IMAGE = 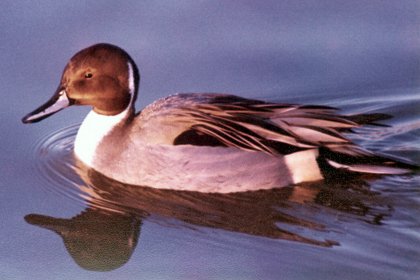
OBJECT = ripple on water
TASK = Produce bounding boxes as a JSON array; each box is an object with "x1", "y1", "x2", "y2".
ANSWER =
[{"x1": 31, "y1": 124, "x2": 87, "y2": 206}]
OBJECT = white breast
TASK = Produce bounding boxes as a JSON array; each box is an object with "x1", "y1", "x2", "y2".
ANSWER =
[{"x1": 74, "y1": 109, "x2": 128, "y2": 166}]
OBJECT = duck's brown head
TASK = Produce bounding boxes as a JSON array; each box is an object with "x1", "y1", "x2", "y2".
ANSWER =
[{"x1": 22, "y1": 43, "x2": 140, "y2": 123}]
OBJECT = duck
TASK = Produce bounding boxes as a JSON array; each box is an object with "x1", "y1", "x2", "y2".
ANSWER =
[{"x1": 22, "y1": 43, "x2": 416, "y2": 193}]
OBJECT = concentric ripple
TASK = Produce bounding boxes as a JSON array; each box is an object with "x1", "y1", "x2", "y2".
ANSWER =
[
  {"x1": 31, "y1": 124, "x2": 87, "y2": 206},
  {"x1": 29, "y1": 124, "x2": 147, "y2": 214}
]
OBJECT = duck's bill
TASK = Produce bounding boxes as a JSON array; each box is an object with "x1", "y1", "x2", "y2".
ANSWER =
[
  {"x1": 25, "y1": 214, "x2": 66, "y2": 233},
  {"x1": 22, "y1": 89, "x2": 72, "y2": 123}
]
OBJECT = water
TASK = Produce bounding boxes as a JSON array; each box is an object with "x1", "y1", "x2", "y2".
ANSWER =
[{"x1": 1, "y1": 1, "x2": 419, "y2": 279}]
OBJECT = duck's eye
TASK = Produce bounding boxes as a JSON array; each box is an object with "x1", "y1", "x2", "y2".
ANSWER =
[{"x1": 84, "y1": 72, "x2": 93, "y2": 79}]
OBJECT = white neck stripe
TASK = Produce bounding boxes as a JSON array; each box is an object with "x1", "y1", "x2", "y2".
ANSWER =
[{"x1": 127, "y1": 61, "x2": 135, "y2": 106}]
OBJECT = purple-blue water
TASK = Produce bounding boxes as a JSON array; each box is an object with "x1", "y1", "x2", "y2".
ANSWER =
[{"x1": 1, "y1": 1, "x2": 419, "y2": 279}]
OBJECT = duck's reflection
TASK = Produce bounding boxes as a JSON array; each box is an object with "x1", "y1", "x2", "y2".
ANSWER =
[
  {"x1": 25, "y1": 163, "x2": 390, "y2": 271},
  {"x1": 25, "y1": 209, "x2": 142, "y2": 271}
]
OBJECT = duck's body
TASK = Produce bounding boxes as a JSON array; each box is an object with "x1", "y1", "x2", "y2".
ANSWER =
[
  {"x1": 23, "y1": 43, "x2": 415, "y2": 193},
  {"x1": 74, "y1": 93, "x2": 325, "y2": 192}
]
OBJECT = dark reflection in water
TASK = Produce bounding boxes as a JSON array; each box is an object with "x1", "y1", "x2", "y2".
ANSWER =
[
  {"x1": 26, "y1": 209, "x2": 142, "y2": 272},
  {"x1": 25, "y1": 155, "x2": 393, "y2": 271}
]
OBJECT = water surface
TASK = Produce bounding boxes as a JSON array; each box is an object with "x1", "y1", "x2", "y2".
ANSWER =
[{"x1": 1, "y1": 1, "x2": 419, "y2": 279}]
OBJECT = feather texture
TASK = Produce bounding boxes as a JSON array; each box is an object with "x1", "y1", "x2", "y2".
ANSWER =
[{"x1": 136, "y1": 93, "x2": 416, "y2": 176}]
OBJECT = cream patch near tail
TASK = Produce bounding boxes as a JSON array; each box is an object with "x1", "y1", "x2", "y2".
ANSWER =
[{"x1": 284, "y1": 149, "x2": 323, "y2": 184}]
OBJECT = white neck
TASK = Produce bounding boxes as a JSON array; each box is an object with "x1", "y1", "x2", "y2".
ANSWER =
[{"x1": 74, "y1": 109, "x2": 129, "y2": 166}]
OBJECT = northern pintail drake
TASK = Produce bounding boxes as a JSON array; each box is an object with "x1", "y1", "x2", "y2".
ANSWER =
[{"x1": 22, "y1": 43, "x2": 416, "y2": 193}]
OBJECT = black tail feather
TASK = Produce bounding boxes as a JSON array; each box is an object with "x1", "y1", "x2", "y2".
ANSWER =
[
  {"x1": 346, "y1": 113, "x2": 392, "y2": 126},
  {"x1": 318, "y1": 147, "x2": 418, "y2": 176}
]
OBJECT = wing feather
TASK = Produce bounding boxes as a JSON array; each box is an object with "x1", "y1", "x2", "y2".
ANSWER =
[
  {"x1": 137, "y1": 93, "x2": 416, "y2": 175},
  {"x1": 160, "y1": 94, "x2": 360, "y2": 154}
]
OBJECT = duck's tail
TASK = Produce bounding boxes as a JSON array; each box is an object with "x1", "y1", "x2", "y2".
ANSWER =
[
  {"x1": 345, "y1": 112, "x2": 392, "y2": 126},
  {"x1": 309, "y1": 112, "x2": 416, "y2": 176},
  {"x1": 318, "y1": 145, "x2": 418, "y2": 177}
]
